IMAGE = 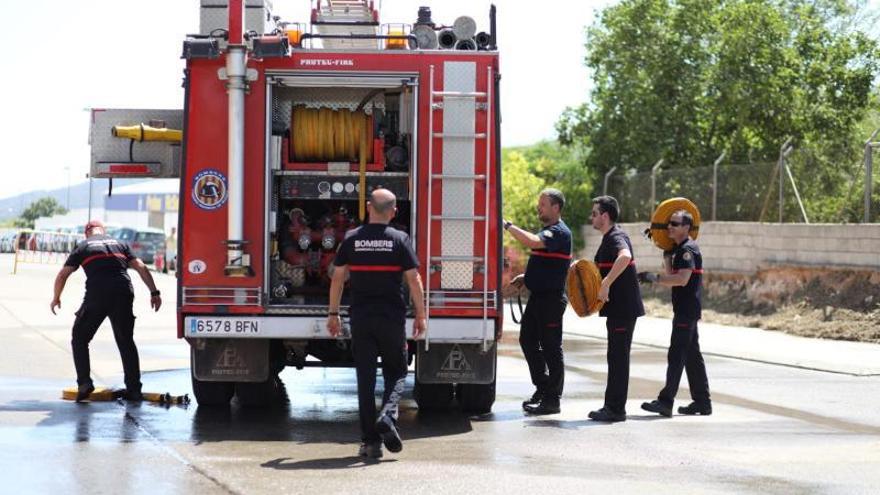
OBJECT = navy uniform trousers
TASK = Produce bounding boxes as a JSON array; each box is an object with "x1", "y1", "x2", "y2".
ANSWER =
[
  {"x1": 71, "y1": 291, "x2": 141, "y2": 393},
  {"x1": 519, "y1": 293, "x2": 567, "y2": 402},
  {"x1": 658, "y1": 318, "x2": 711, "y2": 406},
  {"x1": 351, "y1": 313, "x2": 408, "y2": 443}
]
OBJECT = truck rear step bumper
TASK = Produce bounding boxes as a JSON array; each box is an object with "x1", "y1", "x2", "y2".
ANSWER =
[{"x1": 184, "y1": 315, "x2": 497, "y2": 342}]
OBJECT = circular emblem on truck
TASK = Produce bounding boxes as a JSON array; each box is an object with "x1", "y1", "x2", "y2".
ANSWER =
[
  {"x1": 188, "y1": 259, "x2": 207, "y2": 274},
  {"x1": 192, "y1": 169, "x2": 228, "y2": 210}
]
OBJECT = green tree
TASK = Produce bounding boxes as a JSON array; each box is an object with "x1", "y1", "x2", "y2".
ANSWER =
[
  {"x1": 558, "y1": 0, "x2": 880, "y2": 222},
  {"x1": 510, "y1": 141, "x2": 594, "y2": 252},
  {"x1": 14, "y1": 197, "x2": 67, "y2": 229},
  {"x1": 502, "y1": 150, "x2": 544, "y2": 262},
  {"x1": 502, "y1": 141, "x2": 594, "y2": 259}
]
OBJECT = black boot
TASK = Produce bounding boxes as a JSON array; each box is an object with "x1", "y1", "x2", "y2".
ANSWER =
[
  {"x1": 75, "y1": 383, "x2": 95, "y2": 402},
  {"x1": 678, "y1": 402, "x2": 712, "y2": 416},
  {"x1": 588, "y1": 407, "x2": 626, "y2": 422},
  {"x1": 521, "y1": 390, "x2": 543, "y2": 411},
  {"x1": 376, "y1": 415, "x2": 402, "y2": 453},
  {"x1": 358, "y1": 442, "x2": 383, "y2": 459},
  {"x1": 641, "y1": 400, "x2": 673, "y2": 418},
  {"x1": 524, "y1": 398, "x2": 560, "y2": 415}
]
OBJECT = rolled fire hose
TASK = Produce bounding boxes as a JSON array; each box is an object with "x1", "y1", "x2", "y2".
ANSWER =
[
  {"x1": 290, "y1": 106, "x2": 373, "y2": 162},
  {"x1": 566, "y1": 259, "x2": 604, "y2": 317},
  {"x1": 646, "y1": 197, "x2": 701, "y2": 251}
]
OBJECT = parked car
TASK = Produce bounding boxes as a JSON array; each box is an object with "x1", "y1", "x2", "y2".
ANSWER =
[
  {"x1": 111, "y1": 227, "x2": 166, "y2": 264},
  {"x1": 0, "y1": 230, "x2": 21, "y2": 253},
  {"x1": 49, "y1": 226, "x2": 84, "y2": 253}
]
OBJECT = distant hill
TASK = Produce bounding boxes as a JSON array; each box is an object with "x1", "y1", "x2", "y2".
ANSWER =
[{"x1": 0, "y1": 179, "x2": 148, "y2": 221}]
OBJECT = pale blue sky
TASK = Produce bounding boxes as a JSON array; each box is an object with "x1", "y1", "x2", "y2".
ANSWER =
[
  {"x1": 0, "y1": 0, "x2": 612, "y2": 199},
  {"x1": 0, "y1": 0, "x2": 876, "y2": 200}
]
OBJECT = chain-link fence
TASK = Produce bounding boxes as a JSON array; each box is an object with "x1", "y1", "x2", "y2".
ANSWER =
[{"x1": 606, "y1": 145, "x2": 879, "y2": 223}]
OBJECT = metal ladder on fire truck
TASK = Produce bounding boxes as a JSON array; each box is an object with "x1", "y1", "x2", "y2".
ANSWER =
[
  {"x1": 425, "y1": 63, "x2": 494, "y2": 352},
  {"x1": 311, "y1": 0, "x2": 380, "y2": 49}
]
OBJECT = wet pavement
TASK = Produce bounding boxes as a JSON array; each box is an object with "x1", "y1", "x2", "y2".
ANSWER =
[{"x1": 1, "y1": 255, "x2": 879, "y2": 494}]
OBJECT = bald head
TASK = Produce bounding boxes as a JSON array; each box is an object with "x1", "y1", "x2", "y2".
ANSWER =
[{"x1": 368, "y1": 188, "x2": 397, "y2": 223}]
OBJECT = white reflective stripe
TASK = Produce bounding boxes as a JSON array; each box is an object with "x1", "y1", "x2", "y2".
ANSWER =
[
  {"x1": 184, "y1": 316, "x2": 496, "y2": 341},
  {"x1": 405, "y1": 318, "x2": 497, "y2": 341}
]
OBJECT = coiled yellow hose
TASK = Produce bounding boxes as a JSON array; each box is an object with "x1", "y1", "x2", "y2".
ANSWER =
[
  {"x1": 647, "y1": 197, "x2": 702, "y2": 251},
  {"x1": 291, "y1": 106, "x2": 374, "y2": 162},
  {"x1": 567, "y1": 259, "x2": 604, "y2": 317}
]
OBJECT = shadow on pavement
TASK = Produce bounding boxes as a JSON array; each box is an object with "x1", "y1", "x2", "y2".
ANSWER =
[
  {"x1": 261, "y1": 456, "x2": 397, "y2": 470},
  {"x1": 524, "y1": 419, "x2": 614, "y2": 429}
]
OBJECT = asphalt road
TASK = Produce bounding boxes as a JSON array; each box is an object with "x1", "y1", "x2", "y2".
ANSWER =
[{"x1": 1, "y1": 254, "x2": 878, "y2": 494}]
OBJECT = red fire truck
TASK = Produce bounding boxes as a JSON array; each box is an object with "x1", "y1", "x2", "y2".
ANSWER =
[{"x1": 90, "y1": 0, "x2": 502, "y2": 412}]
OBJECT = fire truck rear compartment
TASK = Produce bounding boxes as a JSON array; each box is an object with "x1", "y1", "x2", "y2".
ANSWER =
[{"x1": 266, "y1": 77, "x2": 416, "y2": 310}]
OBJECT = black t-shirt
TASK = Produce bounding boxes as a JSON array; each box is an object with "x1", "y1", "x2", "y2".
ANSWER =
[
  {"x1": 594, "y1": 225, "x2": 645, "y2": 319},
  {"x1": 333, "y1": 223, "x2": 419, "y2": 317},
  {"x1": 524, "y1": 220, "x2": 572, "y2": 295},
  {"x1": 671, "y1": 238, "x2": 702, "y2": 321},
  {"x1": 64, "y1": 234, "x2": 135, "y2": 296}
]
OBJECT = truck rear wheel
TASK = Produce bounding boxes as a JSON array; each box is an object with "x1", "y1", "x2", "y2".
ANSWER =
[
  {"x1": 235, "y1": 375, "x2": 284, "y2": 408},
  {"x1": 191, "y1": 376, "x2": 234, "y2": 406},
  {"x1": 414, "y1": 380, "x2": 454, "y2": 411},
  {"x1": 456, "y1": 380, "x2": 496, "y2": 414}
]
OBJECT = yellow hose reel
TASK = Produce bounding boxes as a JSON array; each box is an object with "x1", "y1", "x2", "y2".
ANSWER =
[
  {"x1": 647, "y1": 197, "x2": 701, "y2": 251},
  {"x1": 567, "y1": 259, "x2": 604, "y2": 317},
  {"x1": 290, "y1": 106, "x2": 374, "y2": 162}
]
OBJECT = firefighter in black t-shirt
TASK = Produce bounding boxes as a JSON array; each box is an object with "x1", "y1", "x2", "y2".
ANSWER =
[
  {"x1": 327, "y1": 188, "x2": 426, "y2": 459},
  {"x1": 639, "y1": 210, "x2": 712, "y2": 417},
  {"x1": 589, "y1": 196, "x2": 645, "y2": 422},
  {"x1": 505, "y1": 188, "x2": 572, "y2": 415},
  {"x1": 50, "y1": 220, "x2": 162, "y2": 402}
]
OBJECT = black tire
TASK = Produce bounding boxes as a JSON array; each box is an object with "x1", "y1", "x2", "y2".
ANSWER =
[
  {"x1": 234, "y1": 375, "x2": 283, "y2": 408},
  {"x1": 456, "y1": 380, "x2": 496, "y2": 414},
  {"x1": 414, "y1": 380, "x2": 455, "y2": 411},
  {"x1": 191, "y1": 375, "x2": 234, "y2": 406}
]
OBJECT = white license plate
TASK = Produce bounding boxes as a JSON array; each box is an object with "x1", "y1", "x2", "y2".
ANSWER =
[{"x1": 188, "y1": 318, "x2": 261, "y2": 335}]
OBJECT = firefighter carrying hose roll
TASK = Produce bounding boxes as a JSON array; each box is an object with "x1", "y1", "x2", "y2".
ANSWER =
[
  {"x1": 638, "y1": 209, "x2": 712, "y2": 417},
  {"x1": 327, "y1": 188, "x2": 426, "y2": 459},
  {"x1": 588, "y1": 195, "x2": 645, "y2": 422}
]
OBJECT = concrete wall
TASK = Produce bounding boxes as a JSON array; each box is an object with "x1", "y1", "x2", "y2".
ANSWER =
[{"x1": 581, "y1": 222, "x2": 880, "y2": 273}]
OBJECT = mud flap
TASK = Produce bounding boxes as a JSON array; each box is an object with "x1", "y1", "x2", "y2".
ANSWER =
[
  {"x1": 191, "y1": 338, "x2": 269, "y2": 383},
  {"x1": 416, "y1": 342, "x2": 496, "y2": 385}
]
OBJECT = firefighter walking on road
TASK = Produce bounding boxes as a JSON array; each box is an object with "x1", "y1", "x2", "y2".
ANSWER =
[
  {"x1": 589, "y1": 196, "x2": 645, "y2": 422},
  {"x1": 505, "y1": 188, "x2": 572, "y2": 415},
  {"x1": 327, "y1": 188, "x2": 426, "y2": 459},
  {"x1": 50, "y1": 220, "x2": 162, "y2": 402},
  {"x1": 638, "y1": 210, "x2": 712, "y2": 417}
]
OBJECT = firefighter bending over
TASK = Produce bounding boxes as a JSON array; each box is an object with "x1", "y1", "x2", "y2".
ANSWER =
[
  {"x1": 50, "y1": 220, "x2": 162, "y2": 402},
  {"x1": 327, "y1": 188, "x2": 426, "y2": 459}
]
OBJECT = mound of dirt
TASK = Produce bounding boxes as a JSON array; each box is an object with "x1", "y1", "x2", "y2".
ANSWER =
[{"x1": 642, "y1": 266, "x2": 880, "y2": 344}]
